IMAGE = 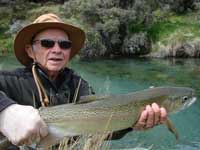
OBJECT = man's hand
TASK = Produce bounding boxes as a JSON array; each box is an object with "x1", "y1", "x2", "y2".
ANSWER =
[
  {"x1": 0, "y1": 104, "x2": 48, "y2": 146},
  {"x1": 133, "y1": 103, "x2": 167, "y2": 130}
]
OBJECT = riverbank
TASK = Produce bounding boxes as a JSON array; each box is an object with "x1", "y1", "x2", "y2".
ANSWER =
[{"x1": 1, "y1": 0, "x2": 200, "y2": 59}]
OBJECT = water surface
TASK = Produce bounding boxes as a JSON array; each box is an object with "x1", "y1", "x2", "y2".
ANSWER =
[{"x1": 1, "y1": 55, "x2": 200, "y2": 150}]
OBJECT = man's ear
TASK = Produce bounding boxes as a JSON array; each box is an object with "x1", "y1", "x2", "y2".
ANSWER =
[{"x1": 25, "y1": 45, "x2": 34, "y2": 59}]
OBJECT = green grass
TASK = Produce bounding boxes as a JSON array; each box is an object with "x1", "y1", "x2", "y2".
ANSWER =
[
  {"x1": 129, "y1": 10, "x2": 200, "y2": 52},
  {"x1": 130, "y1": 11, "x2": 200, "y2": 43}
]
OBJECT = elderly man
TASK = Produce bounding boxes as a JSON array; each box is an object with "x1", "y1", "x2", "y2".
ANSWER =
[{"x1": 0, "y1": 13, "x2": 167, "y2": 149}]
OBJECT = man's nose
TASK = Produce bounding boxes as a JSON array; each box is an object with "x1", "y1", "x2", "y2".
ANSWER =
[{"x1": 51, "y1": 43, "x2": 62, "y2": 53}]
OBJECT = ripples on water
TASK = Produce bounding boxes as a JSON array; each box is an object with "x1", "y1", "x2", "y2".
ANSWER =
[
  {"x1": 1, "y1": 55, "x2": 200, "y2": 150},
  {"x1": 71, "y1": 58, "x2": 200, "y2": 150}
]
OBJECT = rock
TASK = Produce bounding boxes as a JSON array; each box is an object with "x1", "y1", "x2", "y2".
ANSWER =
[
  {"x1": 170, "y1": 43, "x2": 195, "y2": 57},
  {"x1": 149, "y1": 41, "x2": 200, "y2": 58},
  {"x1": 193, "y1": 41, "x2": 200, "y2": 57},
  {"x1": 5, "y1": 20, "x2": 29, "y2": 35},
  {"x1": 80, "y1": 29, "x2": 107, "y2": 60},
  {"x1": 122, "y1": 32, "x2": 151, "y2": 56},
  {"x1": 157, "y1": 0, "x2": 196, "y2": 13}
]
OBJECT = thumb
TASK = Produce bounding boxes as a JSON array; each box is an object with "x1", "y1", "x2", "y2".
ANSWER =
[{"x1": 39, "y1": 121, "x2": 48, "y2": 138}]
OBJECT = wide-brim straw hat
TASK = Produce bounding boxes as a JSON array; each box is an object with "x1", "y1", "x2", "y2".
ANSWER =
[{"x1": 14, "y1": 13, "x2": 85, "y2": 66}]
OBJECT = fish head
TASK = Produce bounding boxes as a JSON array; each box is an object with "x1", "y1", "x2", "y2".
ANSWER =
[{"x1": 160, "y1": 87, "x2": 196, "y2": 113}]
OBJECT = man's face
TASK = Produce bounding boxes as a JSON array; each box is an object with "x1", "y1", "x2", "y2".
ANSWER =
[{"x1": 26, "y1": 28, "x2": 71, "y2": 77}]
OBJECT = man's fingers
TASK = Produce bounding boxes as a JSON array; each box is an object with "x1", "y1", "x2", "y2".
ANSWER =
[
  {"x1": 138, "y1": 110, "x2": 148, "y2": 123},
  {"x1": 16, "y1": 129, "x2": 36, "y2": 145},
  {"x1": 0, "y1": 104, "x2": 49, "y2": 146},
  {"x1": 133, "y1": 103, "x2": 168, "y2": 130},
  {"x1": 160, "y1": 107, "x2": 167, "y2": 123},
  {"x1": 151, "y1": 103, "x2": 160, "y2": 125},
  {"x1": 17, "y1": 120, "x2": 47, "y2": 146},
  {"x1": 39, "y1": 120, "x2": 48, "y2": 138},
  {"x1": 11, "y1": 136, "x2": 19, "y2": 146},
  {"x1": 145, "y1": 105, "x2": 154, "y2": 128},
  {"x1": 133, "y1": 110, "x2": 148, "y2": 130}
]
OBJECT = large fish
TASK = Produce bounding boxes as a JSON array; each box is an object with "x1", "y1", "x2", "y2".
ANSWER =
[{"x1": 0, "y1": 86, "x2": 196, "y2": 149}]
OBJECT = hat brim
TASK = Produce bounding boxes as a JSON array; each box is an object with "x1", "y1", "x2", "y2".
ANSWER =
[{"x1": 14, "y1": 22, "x2": 85, "y2": 66}]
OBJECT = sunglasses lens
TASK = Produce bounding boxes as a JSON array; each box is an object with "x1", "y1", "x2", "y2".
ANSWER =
[
  {"x1": 33, "y1": 39, "x2": 72, "y2": 50},
  {"x1": 41, "y1": 39, "x2": 55, "y2": 48},
  {"x1": 59, "y1": 40, "x2": 72, "y2": 49}
]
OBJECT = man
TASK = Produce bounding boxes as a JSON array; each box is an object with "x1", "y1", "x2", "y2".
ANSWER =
[{"x1": 0, "y1": 13, "x2": 167, "y2": 149}]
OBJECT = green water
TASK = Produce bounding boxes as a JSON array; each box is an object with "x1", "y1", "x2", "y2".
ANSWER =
[{"x1": 1, "y1": 55, "x2": 200, "y2": 150}]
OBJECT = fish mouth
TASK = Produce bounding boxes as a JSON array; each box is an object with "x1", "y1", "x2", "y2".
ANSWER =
[
  {"x1": 187, "y1": 97, "x2": 197, "y2": 107},
  {"x1": 183, "y1": 97, "x2": 197, "y2": 109}
]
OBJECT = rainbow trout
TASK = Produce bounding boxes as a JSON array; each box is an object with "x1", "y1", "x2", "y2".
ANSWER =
[{"x1": 0, "y1": 86, "x2": 196, "y2": 149}]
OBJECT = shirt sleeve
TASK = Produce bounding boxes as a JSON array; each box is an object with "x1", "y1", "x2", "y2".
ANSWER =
[
  {"x1": 0, "y1": 91, "x2": 16, "y2": 112},
  {"x1": 0, "y1": 71, "x2": 20, "y2": 112}
]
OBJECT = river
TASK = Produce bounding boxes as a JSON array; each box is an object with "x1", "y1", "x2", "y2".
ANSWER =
[{"x1": 1, "y1": 55, "x2": 200, "y2": 150}]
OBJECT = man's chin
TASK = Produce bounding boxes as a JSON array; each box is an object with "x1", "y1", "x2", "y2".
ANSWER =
[
  {"x1": 48, "y1": 68, "x2": 62, "y2": 72},
  {"x1": 46, "y1": 66, "x2": 63, "y2": 73}
]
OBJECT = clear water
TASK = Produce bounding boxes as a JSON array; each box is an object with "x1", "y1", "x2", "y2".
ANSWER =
[{"x1": 1, "y1": 55, "x2": 200, "y2": 150}]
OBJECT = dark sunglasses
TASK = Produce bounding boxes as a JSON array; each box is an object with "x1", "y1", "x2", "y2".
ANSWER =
[{"x1": 32, "y1": 39, "x2": 72, "y2": 50}]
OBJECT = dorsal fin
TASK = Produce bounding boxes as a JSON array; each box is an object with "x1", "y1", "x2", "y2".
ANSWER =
[{"x1": 76, "y1": 95, "x2": 109, "y2": 104}]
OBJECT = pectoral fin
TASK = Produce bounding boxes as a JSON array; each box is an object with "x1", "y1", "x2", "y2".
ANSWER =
[
  {"x1": 36, "y1": 125, "x2": 68, "y2": 149},
  {"x1": 164, "y1": 118, "x2": 179, "y2": 141}
]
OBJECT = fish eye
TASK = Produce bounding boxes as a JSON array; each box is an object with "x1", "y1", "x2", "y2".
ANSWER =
[{"x1": 182, "y1": 96, "x2": 188, "y2": 103}]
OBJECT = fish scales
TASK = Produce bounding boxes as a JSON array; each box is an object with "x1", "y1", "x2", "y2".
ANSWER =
[{"x1": 0, "y1": 86, "x2": 196, "y2": 149}]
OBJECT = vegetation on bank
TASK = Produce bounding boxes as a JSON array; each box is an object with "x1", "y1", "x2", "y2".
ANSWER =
[
  {"x1": 130, "y1": 11, "x2": 200, "y2": 51},
  {"x1": 1, "y1": 0, "x2": 200, "y2": 58}
]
